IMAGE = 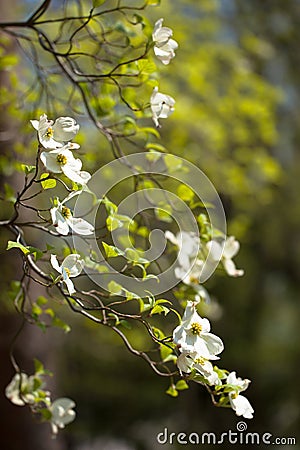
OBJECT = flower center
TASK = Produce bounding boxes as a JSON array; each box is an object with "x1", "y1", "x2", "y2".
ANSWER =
[
  {"x1": 61, "y1": 206, "x2": 72, "y2": 219},
  {"x1": 195, "y1": 357, "x2": 206, "y2": 365},
  {"x1": 45, "y1": 127, "x2": 53, "y2": 138},
  {"x1": 190, "y1": 322, "x2": 202, "y2": 335},
  {"x1": 189, "y1": 276, "x2": 199, "y2": 284},
  {"x1": 64, "y1": 268, "x2": 71, "y2": 277},
  {"x1": 231, "y1": 392, "x2": 238, "y2": 399},
  {"x1": 56, "y1": 153, "x2": 67, "y2": 165}
]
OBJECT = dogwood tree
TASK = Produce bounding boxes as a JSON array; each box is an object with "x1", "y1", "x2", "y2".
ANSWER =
[{"x1": 0, "y1": 0, "x2": 254, "y2": 437}]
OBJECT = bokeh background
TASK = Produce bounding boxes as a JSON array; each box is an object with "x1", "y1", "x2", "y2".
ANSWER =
[{"x1": 1, "y1": 0, "x2": 300, "y2": 449}]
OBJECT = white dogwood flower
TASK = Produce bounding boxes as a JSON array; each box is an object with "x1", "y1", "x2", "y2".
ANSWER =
[
  {"x1": 177, "y1": 350, "x2": 220, "y2": 386},
  {"x1": 229, "y1": 393, "x2": 254, "y2": 419},
  {"x1": 5, "y1": 373, "x2": 35, "y2": 406},
  {"x1": 151, "y1": 87, "x2": 175, "y2": 127},
  {"x1": 227, "y1": 371, "x2": 254, "y2": 419},
  {"x1": 50, "y1": 398, "x2": 76, "y2": 435},
  {"x1": 207, "y1": 236, "x2": 244, "y2": 277},
  {"x1": 31, "y1": 114, "x2": 80, "y2": 149},
  {"x1": 165, "y1": 231, "x2": 209, "y2": 302},
  {"x1": 175, "y1": 260, "x2": 210, "y2": 302},
  {"x1": 40, "y1": 144, "x2": 91, "y2": 185},
  {"x1": 50, "y1": 193, "x2": 94, "y2": 236},
  {"x1": 152, "y1": 18, "x2": 178, "y2": 65},
  {"x1": 173, "y1": 301, "x2": 224, "y2": 359},
  {"x1": 51, "y1": 254, "x2": 84, "y2": 295},
  {"x1": 165, "y1": 230, "x2": 200, "y2": 270}
]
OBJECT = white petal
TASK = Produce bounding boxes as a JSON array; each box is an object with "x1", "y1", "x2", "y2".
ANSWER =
[
  {"x1": 63, "y1": 142, "x2": 80, "y2": 150},
  {"x1": 62, "y1": 167, "x2": 88, "y2": 184},
  {"x1": 181, "y1": 301, "x2": 198, "y2": 322},
  {"x1": 61, "y1": 149, "x2": 82, "y2": 170},
  {"x1": 38, "y1": 115, "x2": 63, "y2": 149},
  {"x1": 40, "y1": 151, "x2": 62, "y2": 173},
  {"x1": 77, "y1": 170, "x2": 91, "y2": 184},
  {"x1": 230, "y1": 394, "x2": 254, "y2": 419},
  {"x1": 227, "y1": 372, "x2": 250, "y2": 392},
  {"x1": 56, "y1": 215, "x2": 70, "y2": 235},
  {"x1": 62, "y1": 254, "x2": 83, "y2": 277},
  {"x1": 60, "y1": 190, "x2": 82, "y2": 205},
  {"x1": 165, "y1": 230, "x2": 178, "y2": 245},
  {"x1": 51, "y1": 207, "x2": 69, "y2": 234},
  {"x1": 51, "y1": 398, "x2": 76, "y2": 426},
  {"x1": 50, "y1": 254, "x2": 62, "y2": 274},
  {"x1": 5, "y1": 373, "x2": 28, "y2": 406},
  {"x1": 227, "y1": 371, "x2": 238, "y2": 385},
  {"x1": 174, "y1": 265, "x2": 187, "y2": 280},
  {"x1": 201, "y1": 333, "x2": 224, "y2": 358},
  {"x1": 64, "y1": 277, "x2": 75, "y2": 295},
  {"x1": 152, "y1": 19, "x2": 171, "y2": 42},
  {"x1": 30, "y1": 120, "x2": 39, "y2": 130},
  {"x1": 178, "y1": 253, "x2": 190, "y2": 271},
  {"x1": 206, "y1": 240, "x2": 223, "y2": 262},
  {"x1": 154, "y1": 45, "x2": 172, "y2": 59},
  {"x1": 224, "y1": 236, "x2": 240, "y2": 259},
  {"x1": 167, "y1": 38, "x2": 178, "y2": 50},
  {"x1": 176, "y1": 352, "x2": 194, "y2": 373},
  {"x1": 194, "y1": 285, "x2": 210, "y2": 303},
  {"x1": 68, "y1": 217, "x2": 94, "y2": 235},
  {"x1": 52, "y1": 116, "x2": 79, "y2": 142},
  {"x1": 223, "y1": 258, "x2": 244, "y2": 277}
]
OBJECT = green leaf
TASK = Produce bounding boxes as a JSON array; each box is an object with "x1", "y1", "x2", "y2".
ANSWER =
[
  {"x1": 21, "y1": 164, "x2": 36, "y2": 175},
  {"x1": 106, "y1": 215, "x2": 123, "y2": 232},
  {"x1": 164, "y1": 154, "x2": 183, "y2": 172},
  {"x1": 145, "y1": 143, "x2": 166, "y2": 152},
  {"x1": 136, "y1": 226, "x2": 149, "y2": 238},
  {"x1": 26, "y1": 246, "x2": 44, "y2": 260},
  {"x1": 177, "y1": 184, "x2": 195, "y2": 202},
  {"x1": 34, "y1": 358, "x2": 45, "y2": 375},
  {"x1": 139, "y1": 127, "x2": 160, "y2": 138},
  {"x1": 36, "y1": 296, "x2": 48, "y2": 306},
  {"x1": 151, "y1": 305, "x2": 169, "y2": 316},
  {"x1": 45, "y1": 308, "x2": 55, "y2": 318},
  {"x1": 40, "y1": 173, "x2": 56, "y2": 190},
  {"x1": 175, "y1": 380, "x2": 189, "y2": 391},
  {"x1": 7, "y1": 240, "x2": 43, "y2": 261},
  {"x1": 154, "y1": 299, "x2": 172, "y2": 306},
  {"x1": 107, "y1": 280, "x2": 123, "y2": 295},
  {"x1": 93, "y1": 0, "x2": 106, "y2": 7},
  {"x1": 32, "y1": 303, "x2": 42, "y2": 317},
  {"x1": 136, "y1": 59, "x2": 157, "y2": 75},
  {"x1": 102, "y1": 196, "x2": 118, "y2": 214},
  {"x1": 160, "y1": 344, "x2": 173, "y2": 361},
  {"x1": 166, "y1": 385, "x2": 178, "y2": 397},
  {"x1": 40, "y1": 408, "x2": 52, "y2": 421},
  {"x1": 102, "y1": 242, "x2": 124, "y2": 258},
  {"x1": 52, "y1": 316, "x2": 71, "y2": 333},
  {"x1": 155, "y1": 205, "x2": 173, "y2": 222},
  {"x1": 4, "y1": 183, "x2": 16, "y2": 202},
  {"x1": 8, "y1": 280, "x2": 21, "y2": 301},
  {"x1": 7, "y1": 241, "x2": 30, "y2": 255}
]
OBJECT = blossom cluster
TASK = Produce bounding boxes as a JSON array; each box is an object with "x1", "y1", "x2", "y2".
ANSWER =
[
  {"x1": 151, "y1": 19, "x2": 178, "y2": 127},
  {"x1": 4, "y1": 15, "x2": 255, "y2": 436},
  {"x1": 166, "y1": 231, "x2": 253, "y2": 418},
  {"x1": 31, "y1": 115, "x2": 93, "y2": 295},
  {"x1": 173, "y1": 300, "x2": 254, "y2": 419},
  {"x1": 5, "y1": 372, "x2": 76, "y2": 435}
]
